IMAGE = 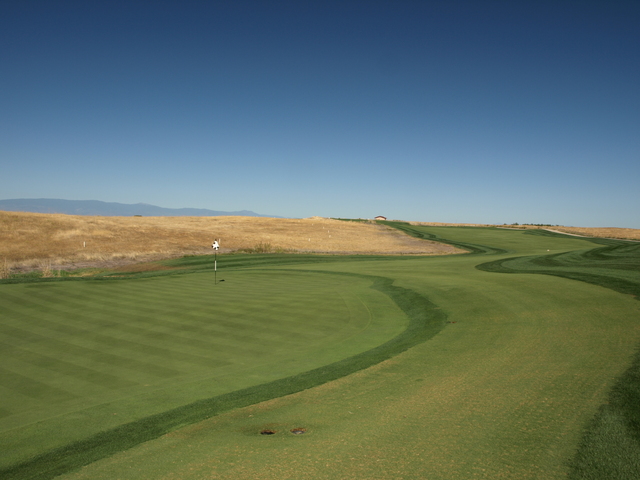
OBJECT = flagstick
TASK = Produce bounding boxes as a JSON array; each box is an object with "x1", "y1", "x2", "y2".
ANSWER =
[{"x1": 213, "y1": 239, "x2": 220, "y2": 285}]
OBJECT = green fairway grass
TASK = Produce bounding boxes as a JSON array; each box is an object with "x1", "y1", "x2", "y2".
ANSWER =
[{"x1": 2, "y1": 225, "x2": 639, "y2": 479}]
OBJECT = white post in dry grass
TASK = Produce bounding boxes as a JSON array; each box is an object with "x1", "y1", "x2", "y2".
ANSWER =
[
  {"x1": 40, "y1": 260, "x2": 53, "y2": 278},
  {"x1": 212, "y1": 239, "x2": 220, "y2": 285},
  {"x1": 0, "y1": 258, "x2": 11, "y2": 279}
]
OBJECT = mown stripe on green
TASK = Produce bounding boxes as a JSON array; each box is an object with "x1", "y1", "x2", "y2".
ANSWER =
[
  {"x1": 0, "y1": 324, "x2": 182, "y2": 378},
  {"x1": 2, "y1": 316, "x2": 228, "y2": 369},
  {"x1": 2, "y1": 278, "x2": 351, "y2": 358},
  {"x1": 2, "y1": 283, "x2": 363, "y2": 369},
  {"x1": 1, "y1": 301, "x2": 265, "y2": 362},
  {"x1": 0, "y1": 368, "x2": 77, "y2": 402},
  {"x1": 0, "y1": 274, "x2": 446, "y2": 480},
  {"x1": 0, "y1": 341, "x2": 139, "y2": 390}
]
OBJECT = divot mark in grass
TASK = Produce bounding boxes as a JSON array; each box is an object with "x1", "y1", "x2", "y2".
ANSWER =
[
  {"x1": 290, "y1": 428, "x2": 307, "y2": 435},
  {"x1": 260, "y1": 429, "x2": 276, "y2": 435}
]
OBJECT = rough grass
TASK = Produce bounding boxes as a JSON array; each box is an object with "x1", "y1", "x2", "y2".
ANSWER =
[
  {"x1": 567, "y1": 349, "x2": 640, "y2": 480},
  {"x1": 0, "y1": 211, "x2": 461, "y2": 272}
]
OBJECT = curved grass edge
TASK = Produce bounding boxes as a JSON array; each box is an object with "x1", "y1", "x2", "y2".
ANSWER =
[
  {"x1": 0, "y1": 253, "x2": 428, "y2": 285},
  {"x1": 378, "y1": 221, "x2": 509, "y2": 255},
  {"x1": 377, "y1": 222, "x2": 640, "y2": 477},
  {"x1": 476, "y1": 243, "x2": 640, "y2": 479},
  {"x1": 476, "y1": 255, "x2": 640, "y2": 299},
  {"x1": 0, "y1": 272, "x2": 447, "y2": 480}
]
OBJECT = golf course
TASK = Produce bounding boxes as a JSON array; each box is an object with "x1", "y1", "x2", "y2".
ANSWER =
[{"x1": 1, "y1": 222, "x2": 639, "y2": 479}]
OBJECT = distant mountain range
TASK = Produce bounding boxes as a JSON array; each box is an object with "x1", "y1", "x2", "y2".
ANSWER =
[{"x1": 0, "y1": 199, "x2": 279, "y2": 218}]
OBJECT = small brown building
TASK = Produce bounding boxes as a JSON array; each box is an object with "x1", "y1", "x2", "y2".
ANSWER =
[{"x1": 374, "y1": 216, "x2": 387, "y2": 220}]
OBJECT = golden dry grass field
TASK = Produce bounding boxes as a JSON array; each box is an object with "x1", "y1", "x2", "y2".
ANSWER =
[
  {"x1": 544, "y1": 226, "x2": 640, "y2": 239},
  {"x1": 410, "y1": 221, "x2": 640, "y2": 241},
  {"x1": 0, "y1": 211, "x2": 462, "y2": 272}
]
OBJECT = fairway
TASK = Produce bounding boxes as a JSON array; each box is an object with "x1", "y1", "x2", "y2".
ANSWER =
[{"x1": 1, "y1": 225, "x2": 639, "y2": 479}]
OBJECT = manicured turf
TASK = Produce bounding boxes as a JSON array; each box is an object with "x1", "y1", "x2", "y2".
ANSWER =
[
  {"x1": 2, "y1": 225, "x2": 639, "y2": 479},
  {"x1": 0, "y1": 268, "x2": 427, "y2": 475},
  {"x1": 474, "y1": 231, "x2": 640, "y2": 479}
]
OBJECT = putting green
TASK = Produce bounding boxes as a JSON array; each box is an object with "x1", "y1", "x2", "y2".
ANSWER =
[{"x1": 0, "y1": 269, "x2": 410, "y2": 469}]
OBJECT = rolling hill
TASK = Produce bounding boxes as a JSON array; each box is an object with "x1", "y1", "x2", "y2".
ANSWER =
[{"x1": 0, "y1": 198, "x2": 276, "y2": 217}]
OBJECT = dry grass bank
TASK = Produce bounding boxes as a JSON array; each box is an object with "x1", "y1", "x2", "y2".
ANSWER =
[
  {"x1": 410, "y1": 222, "x2": 640, "y2": 241},
  {"x1": 410, "y1": 221, "x2": 493, "y2": 227},
  {"x1": 543, "y1": 226, "x2": 640, "y2": 240},
  {"x1": 498, "y1": 225, "x2": 640, "y2": 241},
  {"x1": 0, "y1": 212, "x2": 462, "y2": 272}
]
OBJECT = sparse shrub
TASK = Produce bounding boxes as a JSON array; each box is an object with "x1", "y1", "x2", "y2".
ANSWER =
[
  {"x1": 274, "y1": 247, "x2": 298, "y2": 253},
  {"x1": 40, "y1": 260, "x2": 54, "y2": 278},
  {"x1": 255, "y1": 242, "x2": 272, "y2": 253},
  {"x1": 237, "y1": 242, "x2": 276, "y2": 254}
]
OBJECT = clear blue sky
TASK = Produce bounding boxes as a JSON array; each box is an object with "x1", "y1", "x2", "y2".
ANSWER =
[{"x1": 2, "y1": 1, "x2": 638, "y2": 227}]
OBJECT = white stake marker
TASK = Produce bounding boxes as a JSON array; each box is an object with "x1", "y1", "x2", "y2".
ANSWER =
[{"x1": 212, "y1": 239, "x2": 220, "y2": 284}]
